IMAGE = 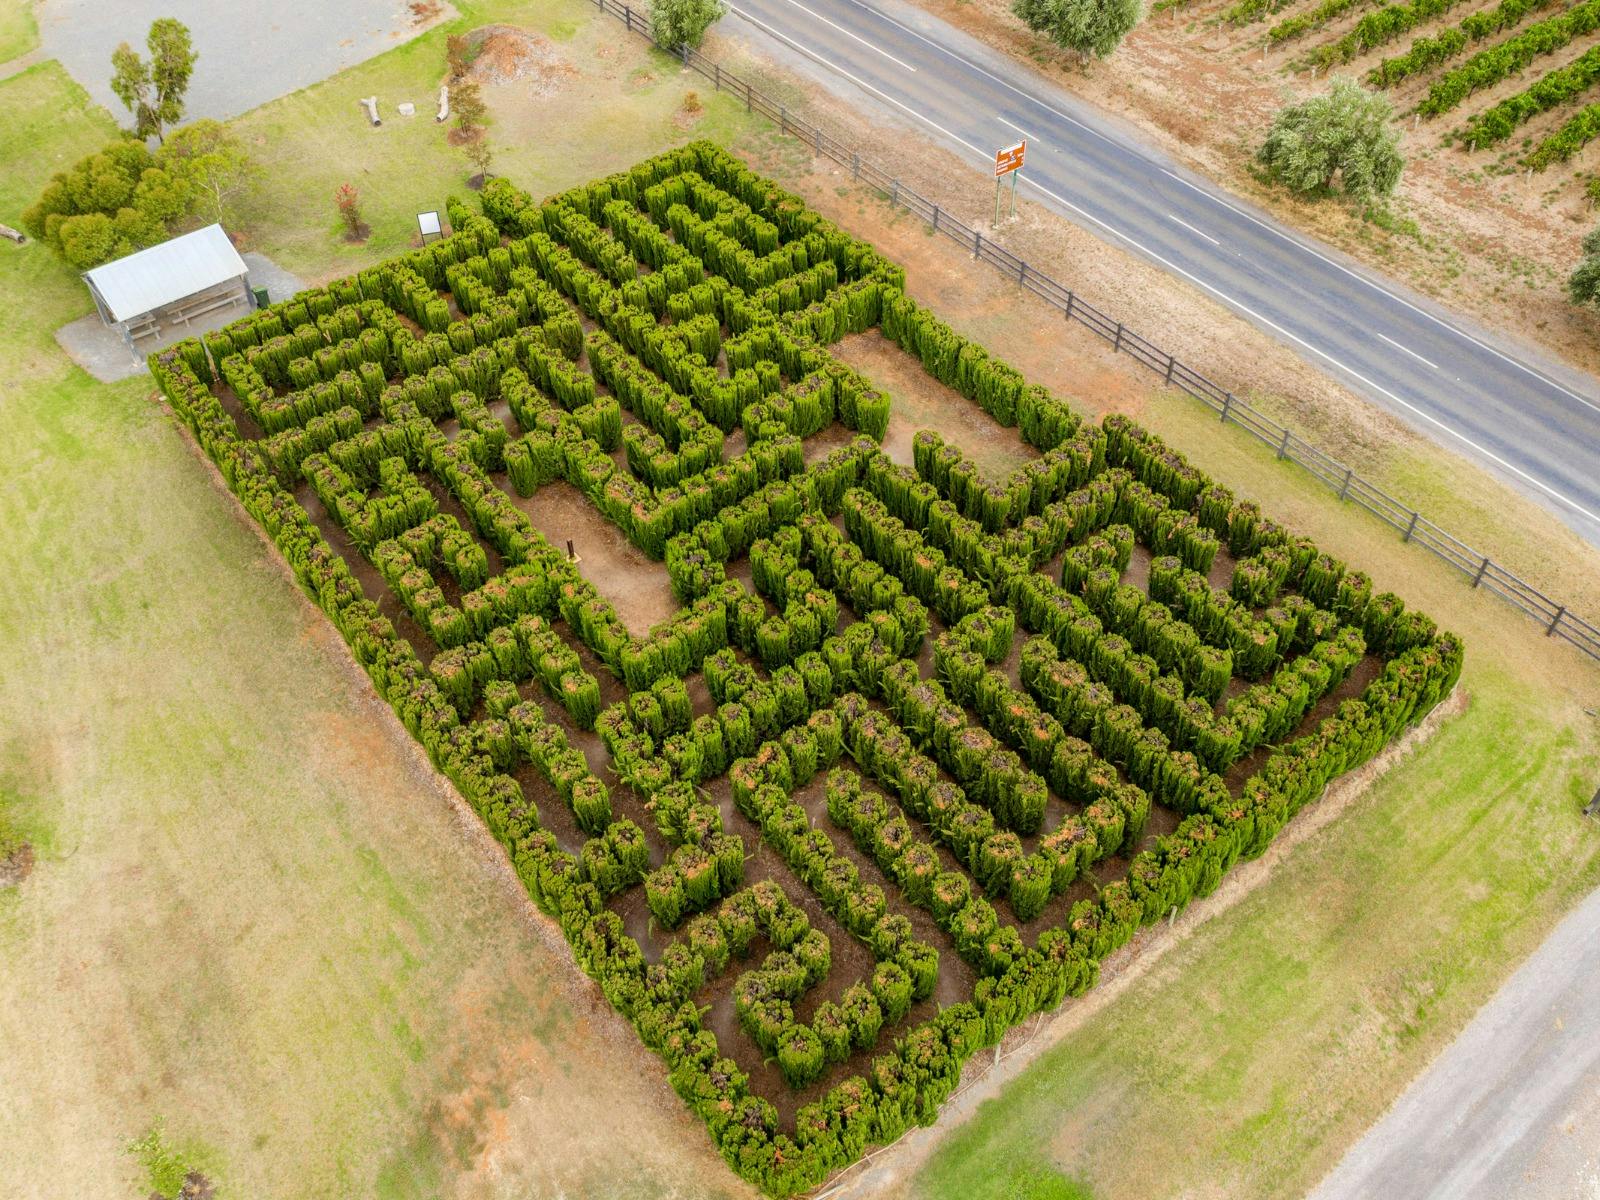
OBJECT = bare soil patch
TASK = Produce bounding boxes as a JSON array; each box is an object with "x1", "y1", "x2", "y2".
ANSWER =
[
  {"x1": 512, "y1": 479, "x2": 682, "y2": 636},
  {"x1": 833, "y1": 330, "x2": 1039, "y2": 477},
  {"x1": 465, "y1": 25, "x2": 577, "y2": 97},
  {"x1": 676, "y1": 91, "x2": 708, "y2": 131},
  {"x1": 863, "y1": 0, "x2": 1600, "y2": 375},
  {"x1": 163, "y1": 1170, "x2": 216, "y2": 1200},
  {"x1": 0, "y1": 841, "x2": 33, "y2": 887}
]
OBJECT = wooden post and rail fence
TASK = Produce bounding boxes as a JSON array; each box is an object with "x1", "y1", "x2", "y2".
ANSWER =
[{"x1": 593, "y1": 0, "x2": 1600, "y2": 667}]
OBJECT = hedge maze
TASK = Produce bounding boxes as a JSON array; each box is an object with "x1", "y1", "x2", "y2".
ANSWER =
[{"x1": 152, "y1": 142, "x2": 1463, "y2": 1197}]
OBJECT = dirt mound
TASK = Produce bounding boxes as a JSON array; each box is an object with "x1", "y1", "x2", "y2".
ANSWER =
[
  {"x1": 164, "y1": 1172, "x2": 215, "y2": 1200},
  {"x1": 465, "y1": 26, "x2": 577, "y2": 97}
]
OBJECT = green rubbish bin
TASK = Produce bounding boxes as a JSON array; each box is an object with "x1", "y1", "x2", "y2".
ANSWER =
[{"x1": 252, "y1": 285, "x2": 270, "y2": 309}]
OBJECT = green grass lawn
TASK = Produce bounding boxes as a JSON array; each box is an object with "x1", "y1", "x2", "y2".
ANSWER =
[
  {"x1": 228, "y1": 0, "x2": 762, "y2": 280},
  {"x1": 0, "y1": 51, "x2": 757, "y2": 1200},
  {"x1": 5, "y1": 3, "x2": 1600, "y2": 1197},
  {"x1": 0, "y1": 0, "x2": 38, "y2": 65},
  {"x1": 893, "y1": 354, "x2": 1600, "y2": 1200},
  {"x1": 911, "y1": 655, "x2": 1599, "y2": 1200}
]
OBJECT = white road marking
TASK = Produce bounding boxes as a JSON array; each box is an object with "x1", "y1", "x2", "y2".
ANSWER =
[
  {"x1": 1015, "y1": 174, "x2": 1600, "y2": 527},
  {"x1": 998, "y1": 116, "x2": 1037, "y2": 142},
  {"x1": 839, "y1": 0, "x2": 1115, "y2": 145},
  {"x1": 828, "y1": 0, "x2": 1600, "y2": 416},
  {"x1": 1166, "y1": 213, "x2": 1219, "y2": 246},
  {"x1": 729, "y1": 0, "x2": 1600, "y2": 526},
  {"x1": 775, "y1": 0, "x2": 918, "y2": 71},
  {"x1": 1378, "y1": 332, "x2": 1440, "y2": 371},
  {"x1": 727, "y1": 6, "x2": 985, "y2": 156},
  {"x1": 1157, "y1": 167, "x2": 1600, "y2": 417}
]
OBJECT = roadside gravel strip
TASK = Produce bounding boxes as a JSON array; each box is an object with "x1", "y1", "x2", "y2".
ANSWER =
[
  {"x1": 720, "y1": 0, "x2": 1600, "y2": 547},
  {"x1": 1309, "y1": 880, "x2": 1600, "y2": 1200}
]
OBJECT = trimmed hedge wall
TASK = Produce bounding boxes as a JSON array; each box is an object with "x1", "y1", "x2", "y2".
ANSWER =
[{"x1": 150, "y1": 141, "x2": 1462, "y2": 1198}]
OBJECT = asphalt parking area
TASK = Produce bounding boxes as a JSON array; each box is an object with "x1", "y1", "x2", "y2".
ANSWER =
[{"x1": 34, "y1": 0, "x2": 449, "y2": 123}]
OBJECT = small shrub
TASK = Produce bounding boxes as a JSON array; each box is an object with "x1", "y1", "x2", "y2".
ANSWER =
[{"x1": 334, "y1": 182, "x2": 363, "y2": 238}]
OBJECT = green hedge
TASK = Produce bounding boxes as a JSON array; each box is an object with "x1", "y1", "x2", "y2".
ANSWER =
[{"x1": 149, "y1": 143, "x2": 1464, "y2": 1199}]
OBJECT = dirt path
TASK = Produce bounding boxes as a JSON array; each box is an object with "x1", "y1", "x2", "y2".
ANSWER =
[{"x1": 814, "y1": 686, "x2": 1470, "y2": 1200}]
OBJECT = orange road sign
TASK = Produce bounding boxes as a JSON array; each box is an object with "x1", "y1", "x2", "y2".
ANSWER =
[{"x1": 994, "y1": 141, "x2": 1026, "y2": 177}]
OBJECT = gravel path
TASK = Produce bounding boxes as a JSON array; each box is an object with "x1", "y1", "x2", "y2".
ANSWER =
[{"x1": 1309, "y1": 880, "x2": 1600, "y2": 1200}]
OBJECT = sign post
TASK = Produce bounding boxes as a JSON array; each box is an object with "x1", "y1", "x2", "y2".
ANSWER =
[{"x1": 994, "y1": 140, "x2": 1025, "y2": 224}]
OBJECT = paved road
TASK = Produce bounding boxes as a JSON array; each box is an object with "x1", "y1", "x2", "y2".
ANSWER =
[
  {"x1": 721, "y1": 0, "x2": 1600, "y2": 545},
  {"x1": 1309, "y1": 882, "x2": 1600, "y2": 1200}
]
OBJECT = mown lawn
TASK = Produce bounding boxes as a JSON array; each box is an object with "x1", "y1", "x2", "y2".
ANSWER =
[
  {"x1": 0, "y1": 0, "x2": 37, "y2": 64},
  {"x1": 896, "y1": 354, "x2": 1600, "y2": 1200},
  {"x1": 229, "y1": 0, "x2": 762, "y2": 279},
  {"x1": 0, "y1": 47, "x2": 757, "y2": 1200}
]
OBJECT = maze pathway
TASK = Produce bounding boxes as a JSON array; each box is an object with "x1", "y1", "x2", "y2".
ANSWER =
[{"x1": 152, "y1": 141, "x2": 1463, "y2": 1197}]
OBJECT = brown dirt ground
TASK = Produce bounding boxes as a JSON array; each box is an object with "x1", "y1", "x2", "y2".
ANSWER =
[
  {"x1": 512, "y1": 478, "x2": 683, "y2": 635},
  {"x1": 833, "y1": 0, "x2": 1600, "y2": 375},
  {"x1": 834, "y1": 330, "x2": 1040, "y2": 476},
  {"x1": 676, "y1": 92, "x2": 710, "y2": 132},
  {"x1": 823, "y1": 682, "x2": 1471, "y2": 1199},
  {"x1": 0, "y1": 842, "x2": 34, "y2": 887},
  {"x1": 466, "y1": 25, "x2": 577, "y2": 97},
  {"x1": 701, "y1": 54, "x2": 1600, "y2": 618}
]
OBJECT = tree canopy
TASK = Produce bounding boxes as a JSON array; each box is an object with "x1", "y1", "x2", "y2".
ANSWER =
[
  {"x1": 1011, "y1": 0, "x2": 1142, "y2": 62},
  {"x1": 1257, "y1": 77, "x2": 1403, "y2": 204},
  {"x1": 21, "y1": 124, "x2": 254, "y2": 269},
  {"x1": 451, "y1": 78, "x2": 488, "y2": 136},
  {"x1": 110, "y1": 18, "x2": 198, "y2": 141},
  {"x1": 160, "y1": 120, "x2": 255, "y2": 224},
  {"x1": 650, "y1": 0, "x2": 725, "y2": 50}
]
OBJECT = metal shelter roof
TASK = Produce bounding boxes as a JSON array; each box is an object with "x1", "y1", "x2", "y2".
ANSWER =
[{"x1": 82, "y1": 224, "x2": 248, "y2": 324}]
